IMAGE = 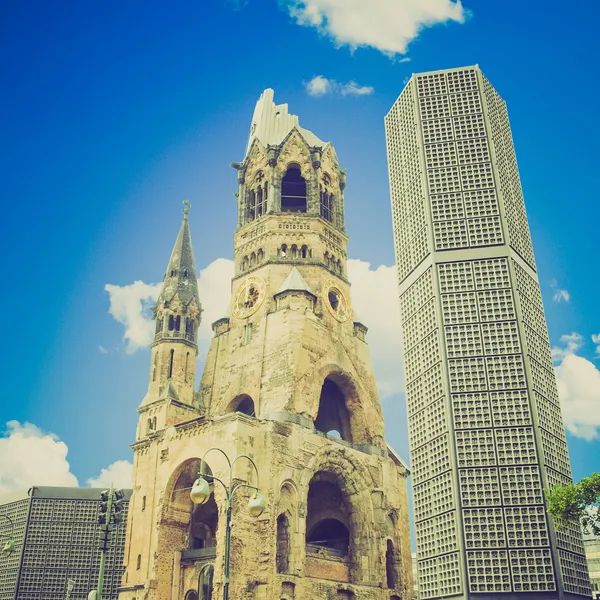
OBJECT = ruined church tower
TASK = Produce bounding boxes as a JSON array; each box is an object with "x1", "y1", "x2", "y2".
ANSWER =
[{"x1": 119, "y1": 90, "x2": 412, "y2": 600}]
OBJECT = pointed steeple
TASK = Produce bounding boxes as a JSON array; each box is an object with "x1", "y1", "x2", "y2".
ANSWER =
[{"x1": 158, "y1": 200, "x2": 200, "y2": 307}]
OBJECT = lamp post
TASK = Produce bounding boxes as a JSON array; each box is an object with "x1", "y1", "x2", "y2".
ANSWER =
[
  {"x1": 0, "y1": 514, "x2": 16, "y2": 556},
  {"x1": 190, "y1": 448, "x2": 265, "y2": 600}
]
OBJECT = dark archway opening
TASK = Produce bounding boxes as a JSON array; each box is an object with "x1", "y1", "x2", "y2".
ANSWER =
[
  {"x1": 307, "y1": 518, "x2": 349, "y2": 554},
  {"x1": 276, "y1": 513, "x2": 290, "y2": 573},
  {"x1": 314, "y1": 379, "x2": 352, "y2": 442},
  {"x1": 281, "y1": 165, "x2": 307, "y2": 213},
  {"x1": 230, "y1": 394, "x2": 255, "y2": 417},
  {"x1": 386, "y1": 539, "x2": 397, "y2": 589}
]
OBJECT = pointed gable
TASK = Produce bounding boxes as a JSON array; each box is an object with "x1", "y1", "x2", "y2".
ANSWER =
[{"x1": 275, "y1": 267, "x2": 315, "y2": 297}]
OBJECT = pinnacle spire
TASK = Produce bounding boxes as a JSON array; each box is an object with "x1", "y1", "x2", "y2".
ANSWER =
[{"x1": 157, "y1": 201, "x2": 200, "y2": 306}]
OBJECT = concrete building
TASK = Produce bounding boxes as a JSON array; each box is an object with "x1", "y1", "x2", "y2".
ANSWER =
[
  {"x1": 119, "y1": 89, "x2": 412, "y2": 600},
  {"x1": 584, "y1": 535, "x2": 600, "y2": 599},
  {"x1": 384, "y1": 65, "x2": 591, "y2": 599},
  {"x1": 0, "y1": 486, "x2": 131, "y2": 600}
]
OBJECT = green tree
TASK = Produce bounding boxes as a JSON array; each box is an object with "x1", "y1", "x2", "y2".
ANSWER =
[{"x1": 546, "y1": 472, "x2": 600, "y2": 535}]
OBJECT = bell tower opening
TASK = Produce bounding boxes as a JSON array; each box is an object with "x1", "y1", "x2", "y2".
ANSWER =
[
  {"x1": 314, "y1": 378, "x2": 352, "y2": 442},
  {"x1": 281, "y1": 164, "x2": 307, "y2": 213}
]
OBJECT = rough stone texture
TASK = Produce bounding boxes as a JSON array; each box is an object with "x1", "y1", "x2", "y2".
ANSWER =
[{"x1": 119, "y1": 97, "x2": 412, "y2": 600}]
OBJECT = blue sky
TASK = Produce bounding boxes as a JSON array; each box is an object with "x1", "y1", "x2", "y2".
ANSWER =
[{"x1": 1, "y1": 0, "x2": 599, "y2": 494}]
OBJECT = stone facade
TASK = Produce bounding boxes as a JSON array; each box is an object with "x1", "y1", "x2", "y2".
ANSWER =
[{"x1": 119, "y1": 90, "x2": 412, "y2": 600}]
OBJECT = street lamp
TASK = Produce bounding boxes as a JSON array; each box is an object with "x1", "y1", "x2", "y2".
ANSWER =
[
  {"x1": 0, "y1": 514, "x2": 16, "y2": 556},
  {"x1": 190, "y1": 448, "x2": 265, "y2": 600}
]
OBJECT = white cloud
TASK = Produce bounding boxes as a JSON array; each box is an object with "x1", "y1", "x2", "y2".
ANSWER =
[
  {"x1": 306, "y1": 75, "x2": 333, "y2": 96},
  {"x1": 106, "y1": 258, "x2": 403, "y2": 398},
  {"x1": 0, "y1": 421, "x2": 79, "y2": 494},
  {"x1": 550, "y1": 279, "x2": 570, "y2": 303},
  {"x1": 105, "y1": 280, "x2": 161, "y2": 353},
  {"x1": 552, "y1": 332, "x2": 584, "y2": 362},
  {"x1": 305, "y1": 75, "x2": 374, "y2": 97},
  {"x1": 347, "y1": 260, "x2": 403, "y2": 397},
  {"x1": 592, "y1": 333, "x2": 600, "y2": 355},
  {"x1": 287, "y1": 0, "x2": 469, "y2": 56},
  {"x1": 555, "y1": 353, "x2": 600, "y2": 441},
  {"x1": 86, "y1": 460, "x2": 133, "y2": 489},
  {"x1": 98, "y1": 345, "x2": 108, "y2": 354}
]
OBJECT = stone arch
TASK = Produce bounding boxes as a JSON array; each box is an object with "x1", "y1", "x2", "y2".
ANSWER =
[
  {"x1": 281, "y1": 163, "x2": 307, "y2": 213},
  {"x1": 276, "y1": 481, "x2": 298, "y2": 574},
  {"x1": 198, "y1": 563, "x2": 214, "y2": 600},
  {"x1": 307, "y1": 365, "x2": 370, "y2": 445},
  {"x1": 226, "y1": 394, "x2": 256, "y2": 417}
]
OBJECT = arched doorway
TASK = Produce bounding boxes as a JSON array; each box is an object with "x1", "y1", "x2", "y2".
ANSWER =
[{"x1": 314, "y1": 379, "x2": 352, "y2": 442}]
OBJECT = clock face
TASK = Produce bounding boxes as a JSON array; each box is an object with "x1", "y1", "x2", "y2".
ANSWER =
[
  {"x1": 322, "y1": 280, "x2": 351, "y2": 322},
  {"x1": 232, "y1": 276, "x2": 266, "y2": 319}
]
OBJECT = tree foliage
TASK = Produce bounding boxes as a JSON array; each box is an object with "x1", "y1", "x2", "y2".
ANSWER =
[{"x1": 546, "y1": 472, "x2": 600, "y2": 535}]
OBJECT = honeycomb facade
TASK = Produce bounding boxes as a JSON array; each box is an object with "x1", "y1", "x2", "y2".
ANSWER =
[
  {"x1": 385, "y1": 66, "x2": 591, "y2": 599},
  {"x1": 0, "y1": 486, "x2": 130, "y2": 600}
]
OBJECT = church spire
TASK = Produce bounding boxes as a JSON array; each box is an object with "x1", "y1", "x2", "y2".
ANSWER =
[{"x1": 157, "y1": 200, "x2": 200, "y2": 308}]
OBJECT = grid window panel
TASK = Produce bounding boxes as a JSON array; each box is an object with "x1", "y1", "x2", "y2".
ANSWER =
[
  {"x1": 422, "y1": 118, "x2": 454, "y2": 144},
  {"x1": 499, "y1": 466, "x2": 543, "y2": 505},
  {"x1": 529, "y1": 359, "x2": 560, "y2": 405},
  {"x1": 473, "y1": 258, "x2": 511, "y2": 290},
  {"x1": 460, "y1": 162, "x2": 495, "y2": 191},
  {"x1": 416, "y1": 72, "x2": 448, "y2": 97},
  {"x1": 546, "y1": 467, "x2": 572, "y2": 490},
  {"x1": 456, "y1": 429, "x2": 496, "y2": 467},
  {"x1": 481, "y1": 321, "x2": 521, "y2": 355},
  {"x1": 447, "y1": 68, "x2": 478, "y2": 93},
  {"x1": 477, "y1": 288, "x2": 516, "y2": 322},
  {"x1": 413, "y1": 470, "x2": 454, "y2": 522},
  {"x1": 555, "y1": 518, "x2": 586, "y2": 555},
  {"x1": 459, "y1": 467, "x2": 500, "y2": 507},
  {"x1": 505, "y1": 506, "x2": 550, "y2": 548},
  {"x1": 486, "y1": 354, "x2": 526, "y2": 390},
  {"x1": 438, "y1": 261, "x2": 474, "y2": 293},
  {"x1": 467, "y1": 549, "x2": 511, "y2": 593},
  {"x1": 438, "y1": 551, "x2": 463, "y2": 597},
  {"x1": 512, "y1": 260, "x2": 544, "y2": 308},
  {"x1": 441, "y1": 292, "x2": 479, "y2": 325},
  {"x1": 448, "y1": 357, "x2": 487, "y2": 393},
  {"x1": 540, "y1": 428, "x2": 572, "y2": 475},
  {"x1": 452, "y1": 392, "x2": 492, "y2": 429},
  {"x1": 450, "y1": 90, "x2": 483, "y2": 116},
  {"x1": 420, "y1": 95, "x2": 451, "y2": 120},
  {"x1": 428, "y1": 166, "x2": 461, "y2": 195},
  {"x1": 457, "y1": 138, "x2": 491, "y2": 165},
  {"x1": 468, "y1": 216, "x2": 504, "y2": 247},
  {"x1": 495, "y1": 427, "x2": 537, "y2": 465},
  {"x1": 453, "y1": 114, "x2": 486, "y2": 140},
  {"x1": 463, "y1": 188, "x2": 499, "y2": 218},
  {"x1": 445, "y1": 323, "x2": 483, "y2": 358},
  {"x1": 430, "y1": 192, "x2": 464, "y2": 221},
  {"x1": 399, "y1": 267, "x2": 434, "y2": 323},
  {"x1": 559, "y1": 550, "x2": 593, "y2": 596},
  {"x1": 403, "y1": 297, "x2": 437, "y2": 352},
  {"x1": 425, "y1": 142, "x2": 457, "y2": 169},
  {"x1": 29, "y1": 500, "x2": 54, "y2": 521},
  {"x1": 523, "y1": 324, "x2": 554, "y2": 372},
  {"x1": 421, "y1": 330, "x2": 442, "y2": 373},
  {"x1": 509, "y1": 548, "x2": 556, "y2": 592},
  {"x1": 534, "y1": 391, "x2": 567, "y2": 441},
  {"x1": 409, "y1": 396, "x2": 448, "y2": 451},
  {"x1": 411, "y1": 433, "x2": 452, "y2": 484},
  {"x1": 433, "y1": 220, "x2": 469, "y2": 250},
  {"x1": 416, "y1": 511, "x2": 459, "y2": 558},
  {"x1": 406, "y1": 363, "x2": 445, "y2": 416},
  {"x1": 463, "y1": 507, "x2": 506, "y2": 549}
]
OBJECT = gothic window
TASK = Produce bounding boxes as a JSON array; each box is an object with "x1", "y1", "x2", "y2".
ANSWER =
[
  {"x1": 185, "y1": 352, "x2": 189, "y2": 383},
  {"x1": 242, "y1": 256, "x2": 249, "y2": 271},
  {"x1": 256, "y1": 187, "x2": 264, "y2": 218},
  {"x1": 247, "y1": 189, "x2": 256, "y2": 222},
  {"x1": 250, "y1": 252, "x2": 257, "y2": 267},
  {"x1": 324, "y1": 251, "x2": 329, "y2": 267},
  {"x1": 186, "y1": 318, "x2": 195, "y2": 341},
  {"x1": 136, "y1": 555, "x2": 141, "y2": 570},
  {"x1": 281, "y1": 164, "x2": 307, "y2": 213},
  {"x1": 168, "y1": 315, "x2": 175, "y2": 331},
  {"x1": 320, "y1": 190, "x2": 333, "y2": 222},
  {"x1": 386, "y1": 540, "x2": 397, "y2": 589},
  {"x1": 280, "y1": 244, "x2": 287, "y2": 258},
  {"x1": 291, "y1": 244, "x2": 298, "y2": 259},
  {"x1": 155, "y1": 319, "x2": 163, "y2": 335},
  {"x1": 276, "y1": 513, "x2": 290, "y2": 573},
  {"x1": 199, "y1": 564, "x2": 214, "y2": 600},
  {"x1": 257, "y1": 249, "x2": 264, "y2": 263},
  {"x1": 264, "y1": 181, "x2": 268, "y2": 200},
  {"x1": 168, "y1": 349, "x2": 175, "y2": 379},
  {"x1": 152, "y1": 352, "x2": 158, "y2": 382},
  {"x1": 175, "y1": 315, "x2": 181, "y2": 331},
  {"x1": 315, "y1": 379, "x2": 352, "y2": 442},
  {"x1": 301, "y1": 245, "x2": 308, "y2": 259}
]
